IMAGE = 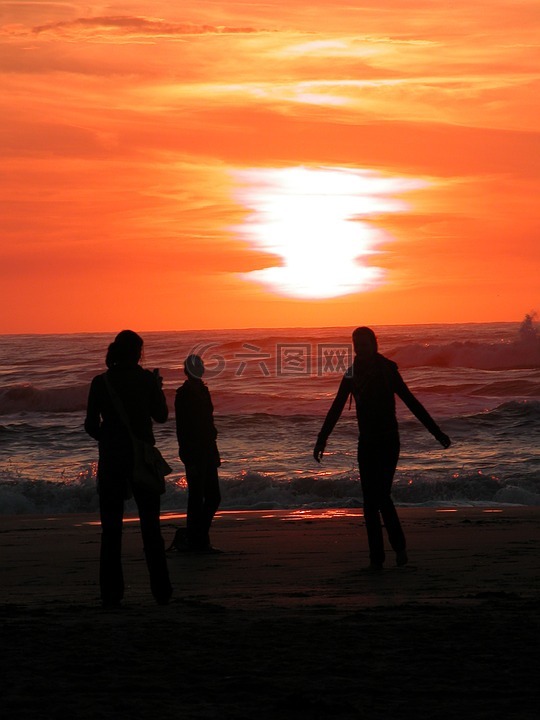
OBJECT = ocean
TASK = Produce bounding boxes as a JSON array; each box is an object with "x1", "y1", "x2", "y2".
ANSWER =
[{"x1": 1, "y1": 320, "x2": 539, "y2": 515}]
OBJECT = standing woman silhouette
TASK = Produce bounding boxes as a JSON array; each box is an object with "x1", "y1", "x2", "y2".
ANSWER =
[
  {"x1": 85, "y1": 330, "x2": 172, "y2": 608},
  {"x1": 314, "y1": 327, "x2": 451, "y2": 571}
]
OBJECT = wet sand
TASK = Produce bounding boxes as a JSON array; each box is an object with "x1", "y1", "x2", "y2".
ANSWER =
[{"x1": 1, "y1": 507, "x2": 538, "y2": 719}]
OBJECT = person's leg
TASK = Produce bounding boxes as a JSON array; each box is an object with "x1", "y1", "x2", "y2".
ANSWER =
[
  {"x1": 377, "y1": 439, "x2": 406, "y2": 557},
  {"x1": 360, "y1": 488, "x2": 385, "y2": 567},
  {"x1": 99, "y1": 491, "x2": 125, "y2": 607},
  {"x1": 185, "y1": 464, "x2": 205, "y2": 546},
  {"x1": 358, "y1": 443, "x2": 385, "y2": 568},
  {"x1": 134, "y1": 488, "x2": 172, "y2": 604},
  {"x1": 201, "y1": 463, "x2": 221, "y2": 543},
  {"x1": 379, "y1": 496, "x2": 406, "y2": 552},
  {"x1": 359, "y1": 435, "x2": 403, "y2": 568}
]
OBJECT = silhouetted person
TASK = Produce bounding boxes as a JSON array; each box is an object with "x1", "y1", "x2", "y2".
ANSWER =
[
  {"x1": 85, "y1": 330, "x2": 172, "y2": 608},
  {"x1": 174, "y1": 354, "x2": 221, "y2": 551},
  {"x1": 314, "y1": 327, "x2": 451, "y2": 571}
]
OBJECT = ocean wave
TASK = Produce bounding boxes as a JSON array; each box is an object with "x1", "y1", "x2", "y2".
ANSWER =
[
  {"x1": 0, "y1": 384, "x2": 89, "y2": 415},
  {"x1": 1, "y1": 465, "x2": 538, "y2": 516},
  {"x1": 462, "y1": 399, "x2": 540, "y2": 428},
  {"x1": 2, "y1": 320, "x2": 539, "y2": 417},
  {"x1": 388, "y1": 338, "x2": 540, "y2": 370},
  {"x1": 386, "y1": 314, "x2": 540, "y2": 369},
  {"x1": 0, "y1": 466, "x2": 99, "y2": 515},
  {"x1": 181, "y1": 338, "x2": 540, "y2": 375},
  {"x1": 469, "y1": 379, "x2": 540, "y2": 397}
]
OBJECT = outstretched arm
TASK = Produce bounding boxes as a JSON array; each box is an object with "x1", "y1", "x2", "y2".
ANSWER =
[
  {"x1": 394, "y1": 372, "x2": 451, "y2": 448},
  {"x1": 313, "y1": 375, "x2": 351, "y2": 462}
]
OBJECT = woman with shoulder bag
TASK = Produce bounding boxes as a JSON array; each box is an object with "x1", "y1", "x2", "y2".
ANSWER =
[{"x1": 85, "y1": 330, "x2": 173, "y2": 609}]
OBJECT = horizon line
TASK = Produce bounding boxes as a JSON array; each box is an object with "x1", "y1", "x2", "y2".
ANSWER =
[{"x1": 0, "y1": 318, "x2": 530, "y2": 338}]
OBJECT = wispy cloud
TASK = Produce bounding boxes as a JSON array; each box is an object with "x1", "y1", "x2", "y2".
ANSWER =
[
  {"x1": 28, "y1": 15, "x2": 265, "y2": 39},
  {"x1": 1, "y1": 1, "x2": 539, "y2": 330}
]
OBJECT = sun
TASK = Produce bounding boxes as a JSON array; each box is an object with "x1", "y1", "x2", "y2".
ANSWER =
[{"x1": 233, "y1": 166, "x2": 427, "y2": 299}]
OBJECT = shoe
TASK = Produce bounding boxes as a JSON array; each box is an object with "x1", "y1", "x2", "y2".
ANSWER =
[
  {"x1": 396, "y1": 550, "x2": 409, "y2": 567},
  {"x1": 360, "y1": 564, "x2": 384, "y2": 574},
  {"x1": 166, "y1": 528, "x2": 187, "y2": 552},
  {"x1": 101, "y1": 600, "x2": 122, "y2": 611},
  {"x1": 206, "y1": 545, "x2": 223, "y2": 554},
  {"x1": 156, "y1": 595, "x2": 172, "y2": 606},
  {"x1": 187, "y1": 542, "x2": 221, "y2": 553},
  {"x1": 155, "y1": 588, "x2": 173, "y2": 606}
]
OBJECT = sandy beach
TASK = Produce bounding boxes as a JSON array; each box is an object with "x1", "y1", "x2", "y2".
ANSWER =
[{"x1": 1, "y1": 507, "x2": 538, "y2": 719}]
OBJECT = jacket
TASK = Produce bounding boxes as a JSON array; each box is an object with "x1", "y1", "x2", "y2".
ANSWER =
[
  {"x1": 175, "y1": 378, "x2": 220, "y2": 466},
  {"x1": 318, "y1": 353, "x2": 442, "y2": 442}
]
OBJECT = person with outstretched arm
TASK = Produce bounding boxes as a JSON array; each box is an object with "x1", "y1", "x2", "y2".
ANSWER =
[{"x1": 314, "y1": 326, "x2": 451, "y2": 572}]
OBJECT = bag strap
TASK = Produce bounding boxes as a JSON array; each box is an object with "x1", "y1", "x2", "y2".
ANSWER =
[{"x1": 102, "y1": 372, "x2": 137, "y2": 441}]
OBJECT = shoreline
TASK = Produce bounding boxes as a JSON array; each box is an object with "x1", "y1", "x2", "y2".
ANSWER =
[
  {"x1": 2, "y1": 506, "x2": 538, "y2": 719},
  {"x1": 2, "y1": 506, "x2": 538, "y2": 608}
]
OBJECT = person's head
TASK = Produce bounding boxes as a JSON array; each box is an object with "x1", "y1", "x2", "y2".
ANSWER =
[
  {"x1": 352, "y1": 326, "x2": 378, "y2": 359},
  {"x1": 184, "y1": 354, "x2": 205, "y2": 379},
  {"x1": 106, "y1": 330, "x2": 144, "y2": 369}
]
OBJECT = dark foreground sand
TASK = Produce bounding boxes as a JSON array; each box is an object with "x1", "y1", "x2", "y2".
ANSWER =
[{"x1": 1, "y1": 507, "x2": 538, "y2": 719}]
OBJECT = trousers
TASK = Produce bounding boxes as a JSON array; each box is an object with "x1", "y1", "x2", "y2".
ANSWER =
[
  {"x1": 99, "y1": 484, "x2": 172, "y2": 605},
  {"x1": 185, "y1": 460, "x2": 221, "y2": 549},
  {"x1": 358, "y1": 434, "x2": 406, "y2": 566}
]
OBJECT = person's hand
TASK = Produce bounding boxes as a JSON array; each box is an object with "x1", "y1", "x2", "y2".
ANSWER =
[
  {"x1": 436, "y1": 431, "x2": 451, "y2": 449},
  {"x1": 313, "y1": 440, "x2": 326, "y2": 463}
]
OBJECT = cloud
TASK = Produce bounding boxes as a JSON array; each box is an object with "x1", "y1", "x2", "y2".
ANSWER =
[{"x1": 29, "y1": 15, "x2": 265, "y2": 40}]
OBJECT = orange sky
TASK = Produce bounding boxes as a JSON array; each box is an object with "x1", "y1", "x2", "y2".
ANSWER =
[{"x1": 1, "y1": 1, "x2": 539, "y2": 333}]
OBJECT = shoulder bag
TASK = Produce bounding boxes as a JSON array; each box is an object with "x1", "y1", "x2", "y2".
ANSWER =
[{"x1": 103, "y1": 373, "x2": 172, "y2": 495}]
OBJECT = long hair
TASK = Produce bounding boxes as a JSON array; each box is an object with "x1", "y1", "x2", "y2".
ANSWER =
[
  {"x1": 352, "y1": 326, "x2": 378, "y2": 354},
  {"x1": 106, "y1": 330, "x2": 143, "y2": 369}
]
